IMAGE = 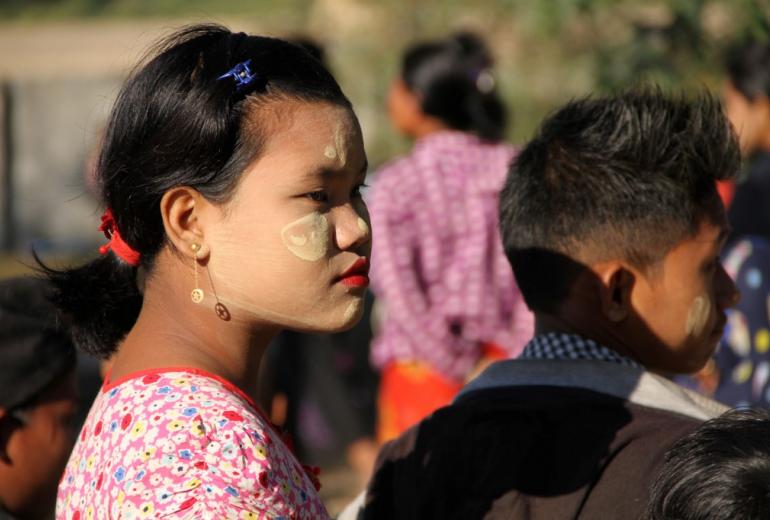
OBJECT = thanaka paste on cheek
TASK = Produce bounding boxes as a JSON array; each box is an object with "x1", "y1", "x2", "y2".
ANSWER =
[
  {"x1": 343, "y1": 300, "x2": 363, "y2": 323},
  {"x1": 324, "y1": 146, "x2": 337, "y2": 159},
  {"x1": 357, "y1": 217, "x2": 369, "y2": 234},
  {"x1": 280, "y1": 212, "x2": 330, "y2": 262},
  {"x1": 685, "y1": 295, "x2": 711, "y2": 337}
]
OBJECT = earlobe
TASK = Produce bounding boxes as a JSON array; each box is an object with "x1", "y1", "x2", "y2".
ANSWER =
[{"x1": 159, "y1": 187, "x2": 210, "y2": 258}]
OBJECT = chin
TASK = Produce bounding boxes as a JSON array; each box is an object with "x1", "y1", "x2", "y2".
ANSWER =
[{"x1": 292, "y1": 300, "x2": 365, "y2": 334}]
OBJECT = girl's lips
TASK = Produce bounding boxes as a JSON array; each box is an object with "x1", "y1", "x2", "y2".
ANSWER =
[
  {"x1": 340, "y1": 274, "x2": 370, "y2": 288},
  {"x1": 338, "y1": 258, "x2": 370, "y2": 288}
]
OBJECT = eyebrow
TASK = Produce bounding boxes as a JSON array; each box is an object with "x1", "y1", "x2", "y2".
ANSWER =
[{"x1": 305, "y1": 159, "x2": 368, "y2": 182}]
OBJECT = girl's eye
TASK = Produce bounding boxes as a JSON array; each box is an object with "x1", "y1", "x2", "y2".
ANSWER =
[{"x1": 306, "y1": 191, "x2": 328, "y2": 203}]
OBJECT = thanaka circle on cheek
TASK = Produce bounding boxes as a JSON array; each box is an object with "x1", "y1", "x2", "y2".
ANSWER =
[
  {"x1": 281, "y1": 212, "x2": 330, "y2": 262},
  {"x1": 324, "y1": 146, "x2": 337, "y2": 160},
  {"x1": 685, "y1": 295, "x2": 712, "y2": 337}
]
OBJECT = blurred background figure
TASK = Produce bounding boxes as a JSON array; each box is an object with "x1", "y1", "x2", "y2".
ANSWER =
[
  {"x1": 724, "y1": 39, "x2": 770, "y2": 242},
  {"x1": 0, "y1": 277, "x2": 78, "y2": 520},
  {"x1": 682, "y1": 40, "x2": 770, "y2": 408},
  {"x1": 368, "y1": 32, "x2": 533, "y2": 442},
  {"x1": 648, "y1": 408, "x2": 770, "y2": 520}
]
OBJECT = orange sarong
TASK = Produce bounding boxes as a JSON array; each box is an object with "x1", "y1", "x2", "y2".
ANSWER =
[{"x1": 376, "y1": 343, "x2": 507, "y2": 443}]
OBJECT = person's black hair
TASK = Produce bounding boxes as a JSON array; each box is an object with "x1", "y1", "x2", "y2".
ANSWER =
[
  {"x1": 401, "y1": 31, "x2": 507, "y2": 141},
  {"x1": 726, "y1": 39, "x2": 770, "y2": 101},
  {"x1": 38, "y1": 24, "x2": 352, "y2": 358},
  {"x1": 648, "y1": 408, "x2": 770, "y2": 520},
  {"x1": 499, "y1": 89, "x2": 739, "y2": 313}
]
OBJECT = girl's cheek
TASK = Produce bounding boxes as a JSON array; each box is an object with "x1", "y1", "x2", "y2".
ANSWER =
[{"x1": 280, "y1": 211, "x2": 330, "y2": 262}]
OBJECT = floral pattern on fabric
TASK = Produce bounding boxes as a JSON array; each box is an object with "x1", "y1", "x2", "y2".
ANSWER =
[
  {"x1": 56, "y1": 368, "x2": 329, "y2": 519},
  {"x1": 713, "y1": 237, "x2": 770, "y2": 408}
]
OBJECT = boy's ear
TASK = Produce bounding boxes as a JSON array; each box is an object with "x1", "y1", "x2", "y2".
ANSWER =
[
  {"x1": 595, "y1": 262, "x2": 635, "y2": 323},
  {"x1": 0, "y1": 407, "x2": 14, "y2": 463}
]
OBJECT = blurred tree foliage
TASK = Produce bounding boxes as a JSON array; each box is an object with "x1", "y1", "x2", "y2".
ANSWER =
[{"x1": 1, "y1": 0, "x2": 769, "y2": 158}]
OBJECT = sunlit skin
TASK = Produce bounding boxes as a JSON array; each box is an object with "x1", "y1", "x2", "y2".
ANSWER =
[
  {"x1": 536, "y1": 217, "x2": 740, "y2": 375},
  {"x1": 0, "y1": 370, "x2": 78, "y2": 519},
  {"x1": 387, "y1": 78, "x2": 448, "y2": 139},
  {"x1": 724, "y1": 80, "x2": 770, "y2": 155},
  {"x1": 106, "y1": 100, "x2": 371, "y2": 400}
]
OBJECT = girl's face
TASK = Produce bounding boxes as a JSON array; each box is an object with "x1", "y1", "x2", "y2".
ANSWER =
[
  {"x1": 205, "y1": 100, "x2": 371, "y2": 333},
  {"x1": 724, "y1": 80, "x2": 770, "y2": 155},
  {"x1": 387, "y1": 78, "x2": 422, "y2": 137}
]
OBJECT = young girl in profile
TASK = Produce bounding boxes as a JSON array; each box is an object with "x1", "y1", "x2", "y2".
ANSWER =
[
  {"x1": 369, "y1": 33, "x2": 532, "y2": 442},
  {"x1": 49, "y1": 24, "x2": 370, "y2": 518}
]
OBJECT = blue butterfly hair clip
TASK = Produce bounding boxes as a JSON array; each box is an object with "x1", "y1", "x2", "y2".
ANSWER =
[{"x1": 218, "y1": 59, "x2": 260, "y2": 91}]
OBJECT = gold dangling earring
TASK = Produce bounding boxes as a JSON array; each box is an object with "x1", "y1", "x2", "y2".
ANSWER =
[{"x1": 191, "y1": 243, "x2": 204, "y2": 304}]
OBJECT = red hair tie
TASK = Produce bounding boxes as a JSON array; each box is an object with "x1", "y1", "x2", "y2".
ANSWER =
[{"x1": 98, "y1": 208, "x2": 141, "y2": 266}]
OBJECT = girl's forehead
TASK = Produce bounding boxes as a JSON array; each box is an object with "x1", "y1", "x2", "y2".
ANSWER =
[
  {"x1": 256, "y1": 100, "x2": 358, "y2": 150},
  {"x1": 236, "y1": 100, "x2": 364, "y2": 188}
]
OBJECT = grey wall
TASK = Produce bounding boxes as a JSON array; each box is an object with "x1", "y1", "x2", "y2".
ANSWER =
[{"x1": 6, "y1": 77, "x2": 119, "y2": 254}]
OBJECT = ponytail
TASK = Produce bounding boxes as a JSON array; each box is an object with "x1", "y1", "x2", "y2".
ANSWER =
[{"x1": 37, "y1": 253, "x2": 141, "y2": 359}]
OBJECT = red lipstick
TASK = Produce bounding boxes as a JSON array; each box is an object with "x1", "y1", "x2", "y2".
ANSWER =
[{"x1": 339, "y1": 258, "x2": 369, "y2": 288}]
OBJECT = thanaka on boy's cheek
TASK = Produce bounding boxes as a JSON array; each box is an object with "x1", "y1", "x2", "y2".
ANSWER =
[{"x1": 685, "y1": 295, "x2": 711, "y2": 337}]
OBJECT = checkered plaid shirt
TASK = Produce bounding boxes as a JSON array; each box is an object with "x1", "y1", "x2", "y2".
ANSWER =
[
  {"x1": 368, "y1": 131, "x2": 533, "y2": 381},
  {"x1": 520, "y1": 332, "x2": 641, "y2": 368}
]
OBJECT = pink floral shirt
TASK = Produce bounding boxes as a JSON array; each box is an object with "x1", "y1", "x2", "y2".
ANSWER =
[{"x1": 56, "y1": 368, "x2": 329, "y2": 520}]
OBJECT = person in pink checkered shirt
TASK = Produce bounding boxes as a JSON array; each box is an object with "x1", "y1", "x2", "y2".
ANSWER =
[{"x1": 369, "y1": 32, "x2": 533, "y2": 442}]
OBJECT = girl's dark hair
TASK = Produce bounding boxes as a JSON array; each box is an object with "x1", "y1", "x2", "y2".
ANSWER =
[
  {"x1": 40, "y1": 24, "x2": 352, "y2": 358},
  {"x1": 726, "y1": 39, "x2": 770, "y2": 101},
  {"x1": 401, "y1": 32, "x2": 507, "y2": 141}
]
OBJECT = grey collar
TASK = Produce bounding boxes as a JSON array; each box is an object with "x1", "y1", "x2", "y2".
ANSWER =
[{"x1": 457, "y1": 359, "x2": 727, "y2": 421}]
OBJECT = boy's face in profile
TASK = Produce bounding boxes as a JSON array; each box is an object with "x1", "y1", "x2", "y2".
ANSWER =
[{"x1": 629, "y1": 217, "x2": 738, "y2": 374}]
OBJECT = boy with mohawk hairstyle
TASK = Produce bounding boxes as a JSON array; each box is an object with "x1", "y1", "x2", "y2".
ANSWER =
[{"x1": 352, "y1": 90, "x2": 741, "y2": 519}]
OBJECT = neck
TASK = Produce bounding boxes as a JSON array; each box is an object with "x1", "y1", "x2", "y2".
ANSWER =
[
  {"x1": 410, "y1": 118, "x2": 450, "y2": 139},
  {"x1": 108, "y1": 278, "x2": 276, "y2": 401},
  {"x1": 534, "y1": 312, "x2": 642, "y2": 363}
]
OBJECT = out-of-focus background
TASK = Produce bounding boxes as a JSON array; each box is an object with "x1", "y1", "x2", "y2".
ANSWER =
[
  {"x1": 1, "y1": 0, "x2": 768, "y2": 514},
  {"x1": 1, "y1": 0, "x2": 768, "y2": 265}
]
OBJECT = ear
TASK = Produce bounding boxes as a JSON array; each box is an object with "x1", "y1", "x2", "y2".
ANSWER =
[
  {"x1": 595, "y1": 262, "x2": 635, "y2": 323},
  {"x1": 0, "y1": 407, "x2": 12, "y2": 463},
  {"x1": 159, "y1": 187, "x2": 213, "y2": 260}
]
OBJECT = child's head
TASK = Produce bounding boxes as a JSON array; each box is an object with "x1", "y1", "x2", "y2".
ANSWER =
[
  {"x1": 387, "y1": 32, "x2": 507, "y2": 141},
  {"x1": 47, "y1": 25, "x2": 370, "y2": 357},
  {"x1": 0, "y1": 276, "x2": 78, "y2": 519},
  {"x1": 724, "y1": 40, "x2": 770, "y2": 155},
  {"x1": 499, "y1": 89, "x2": 740, "y2": 373},
  {"x1": 648, "y1": 408, "x2": 770, "y2": 520}
]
